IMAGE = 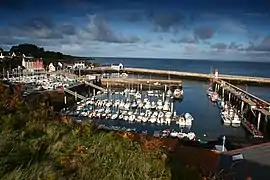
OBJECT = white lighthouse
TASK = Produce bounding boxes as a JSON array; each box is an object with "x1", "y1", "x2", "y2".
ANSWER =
[{"x1": 214, "y1": 68, "x2": 219, "y2": 78}]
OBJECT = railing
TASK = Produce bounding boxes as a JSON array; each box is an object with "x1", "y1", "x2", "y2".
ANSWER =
[
  {"x1": 83, "y1": 81, "x2": 106, "y2": 92},
  {"x1": 218, "y1": 79, "x2": 270, "y2": 107},
  {"x1": 63, "y1": 88, "x2": 86, "y2": 100}
]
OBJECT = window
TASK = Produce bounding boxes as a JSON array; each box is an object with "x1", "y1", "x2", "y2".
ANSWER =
[{"x1": 232, "y1": 153, "x2": 244, "y2": 161}]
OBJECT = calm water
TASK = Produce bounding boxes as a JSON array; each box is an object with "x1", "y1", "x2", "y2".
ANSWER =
[{"x1": 90, "y1": 58, "x2": 270, "y2": 140}]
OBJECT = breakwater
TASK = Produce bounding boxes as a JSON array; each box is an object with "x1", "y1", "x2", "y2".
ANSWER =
[{"x1": 77, "y1": 67, "x2": 270, "y2": 85}]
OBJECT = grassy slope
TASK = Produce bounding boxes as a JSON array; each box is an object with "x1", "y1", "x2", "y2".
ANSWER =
[{"x1": 0, "y1": 84, "x2": 203, "y2": 180}]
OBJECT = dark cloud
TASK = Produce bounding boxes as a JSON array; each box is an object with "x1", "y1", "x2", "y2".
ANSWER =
[
  {"x1": 171, "y1": 37, "x2": 198, "y2": 44},
  {"x1": 247, "y1": 35, "x2": 270, "y2": 52},
  {"x1": 228, "y1": 42, "x2": 243, "y2": 50},
  {"x1": 0, "y1": 0, "x2": 27, "y2": 10},
  {"x1": 1, "y1": 16, "x2": 77, "y2": 40},
  {"x1": 203, "y1": 41, "x2": 211, "y2": 45},
  {"x1": 0, "y1": 16, "x2": 79, "y2": 48},
  {"x1": 59, "y1": 24, "x2": 77, "y2": 35},
  {"x1": 193, "y1": 27, "x2": 215, "y2": 40},
  {"x1": 211, "y1": 43, "x2": 227, "y2": 50},
  {"x1": 147, "y1": 11, "x2": 185, "y2": 32},
  {"x1": 86, "y1": 14, "x2": 140, "y2": 43},
  {"x1": 248, "y1": 33, "x2": 260, "y2": 46}
]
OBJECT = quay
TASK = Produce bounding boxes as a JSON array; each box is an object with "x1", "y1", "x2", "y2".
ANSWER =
[
  {"x1": 212, "y1": 77, "x2": 270, "y2": 138},
  {"x1": 78, "y1": 67, "x2": 270, "y2": 85}
]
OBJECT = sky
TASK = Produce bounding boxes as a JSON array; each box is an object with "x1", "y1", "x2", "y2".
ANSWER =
[{"x1": 0, "y1": 0, "x2": 270, "y2": 61}]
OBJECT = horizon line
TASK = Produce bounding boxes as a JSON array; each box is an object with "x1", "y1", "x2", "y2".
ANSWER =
[{"x1": 85, "y1": 56, "x2": 270, "y2": 63}]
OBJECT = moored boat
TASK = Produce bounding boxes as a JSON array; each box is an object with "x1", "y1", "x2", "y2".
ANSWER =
[
  {"x1": 221, "y1": 113, "x2": 231, "y2": 125},
  {"x1": 173, "y1": 88, "x2": 183, "y2": 99}
]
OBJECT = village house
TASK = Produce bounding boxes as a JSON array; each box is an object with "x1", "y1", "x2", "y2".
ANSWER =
[
  {"x1": 111, "y1": 63, "x2": 124, "y2": 71},
  {"x1": 48, "y1": 63, "x2": 56, "y2": 72},
  {"x1": 22, "y1": 56, "x2": 44, "y2": 72}
]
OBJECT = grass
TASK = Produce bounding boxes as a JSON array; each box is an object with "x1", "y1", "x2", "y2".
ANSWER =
[{"x1": 0, "y1": 83, "x2": 211, "y2": 180}]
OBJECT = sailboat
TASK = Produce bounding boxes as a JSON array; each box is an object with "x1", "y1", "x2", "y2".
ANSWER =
[
  {"x1": 147, "y1": 74, "x2": 154, "y2": 95},
  {"x1": 173, "y1": 88, "x2": 183, "y2": 99}
]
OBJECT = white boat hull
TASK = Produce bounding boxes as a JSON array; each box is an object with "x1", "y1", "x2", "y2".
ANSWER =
[{"x1": 221, "y1": 113, "x2": 231, "y2": 125}]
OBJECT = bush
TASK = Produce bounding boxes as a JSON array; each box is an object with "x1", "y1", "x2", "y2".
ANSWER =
[{"x1": 0, "y1": 83, "x2": 204, "y2": 180}]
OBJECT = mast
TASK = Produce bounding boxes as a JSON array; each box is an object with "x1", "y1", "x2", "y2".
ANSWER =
[{"x1": 149, "y1": 74, "x2": 151, "y2": 91}]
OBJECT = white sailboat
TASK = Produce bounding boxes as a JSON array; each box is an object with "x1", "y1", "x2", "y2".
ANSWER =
[
  {"x1": 231, "y1": 114, "x2": 241, "y2": 127},
  {"x1": 173, "y1": 88, "x2": 183, "y2": 99},
  {"x1": 221, "y1": 113, "x2": 231, "y2": 125}
]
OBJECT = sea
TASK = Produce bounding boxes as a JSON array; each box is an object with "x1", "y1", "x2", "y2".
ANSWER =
[{"x1": 89, "y1": 57, "x2": 270, "y2": 141}]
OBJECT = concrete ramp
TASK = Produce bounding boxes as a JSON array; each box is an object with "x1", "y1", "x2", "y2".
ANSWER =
[
  {"x1": 63, "y1": 88, "x2": 86, "y2": 100},
  {"x1": 84, "y1": 81, "x2": 106, "y2": 92}
]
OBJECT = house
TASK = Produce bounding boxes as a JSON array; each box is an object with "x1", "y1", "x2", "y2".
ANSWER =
[
  {"x1": 218, "y1": 142, "x2": 270, "y2": 180},
  {"x1": 86, "y1": 74, "x2": 101, "y2": 80},
  {"x1": 48, "y1": 63, "x2": 56, "y2": 72},
  {"x1": 0, "y1": 52, "x2": 4, "y2": 59},
  {"x1": 22, "y1": 53, "x2": 34, "y2": 59},
  {"x1": 111, "y1": 63, "x2": 124, "y2": 71},
  {"x1": 11, "y1": 52, "x2": 16, "y2": 58},
  {"x1": 22, "y1": 58, "x2": 44, "y2": 72},
  {"x1": 73, "y1": 62, "x2": 85, "y2": 69}
]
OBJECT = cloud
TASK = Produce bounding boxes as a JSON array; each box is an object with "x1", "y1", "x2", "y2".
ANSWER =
[
  {"x1": 147, "y1": 11, "x2": 185, "y2": 32},
  {"x1": 0, "y1": 16, "x2": 76, "y2": 40},
  {"x1": 228, "y1": 42, "x2": 243, "y2": 50},
  {"x1": 211, "y1": 43, "x2": 227, "y2": 51},
  {"x1": 193, "y1": 27, "x2": 215, "y2": 40},
  {"x1": 151, "y1": 44, "x2": 163, "y2": 48},
  {"x1": 218, "y1": 19, "x2": 247, "y2": 34},
  {"x1": 171, "y1": 37, "x2": 198, "y2": 44},
  {"x1": 59, "y1": 24, "x2": 77, "y2": 35},
  {"x1": 0, "y1": 14, "x2": 141, "y2": 50},
  {"x1": 0, "y1": 0, "x2": 26, "y2": 10},
  {"x1": 85, "y1": 14, "x2": 140, "y2": 43},
  {"x1": 247, "y1": 35, "x2": 270, "y2": 52},
  {"x1": 210, "y1": 42, "x2": 244, "y2": 52}
]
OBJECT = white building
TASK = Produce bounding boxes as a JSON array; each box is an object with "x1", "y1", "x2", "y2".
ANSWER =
[
  {"x1": 86, "y1": 74, "x2": 101, "y2": 80},
  {"x1": 48, "y1": 63, "x2": 56, "y2": 72},
  {"x1": 111, "y1": 63, "x2": 124, "y2": 71},
  {"x1": 214, "y1": 68, "x2": 219, "y2": 78},
  {"x1": 73, "y1": 62, "x2": 85, "y2": 69},
  {"x1": 0, "y1": 52, "x2": 4, "y2": 59},
  {"x1": 11, "y1": 52, "x2": 16, "y2": 58}
]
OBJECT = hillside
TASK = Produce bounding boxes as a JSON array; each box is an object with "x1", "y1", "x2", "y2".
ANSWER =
[
  {"x1": 0, "y1": 44, "x2": 94, "y2": 69},
  {"x1": 0, "y1": 83, "x2": 209, "y2": 180}
]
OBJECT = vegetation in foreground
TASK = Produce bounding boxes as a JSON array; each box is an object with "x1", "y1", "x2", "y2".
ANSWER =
[{"x1": 0, "y1": 83, "x2": 205, "y2": 180}]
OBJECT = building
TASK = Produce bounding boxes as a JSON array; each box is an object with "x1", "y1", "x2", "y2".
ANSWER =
[
  {"x1": 111, "y1": 63, "x2": 124, "y2": 71},
  {"x1": 214, "y1": 68, "x2": 219, "y2": 78},
  {"x1": 22, "y1": 58, "x2": 44, "y2": 72},
  {"x1": 0, "y1": 52, "x2": 4, "y2": 59},
  {"x1": 48, "y1": 63, "x2": 56, "y2": 72},
  {"x1": 73, "y1": 62, "x2": 85, "y2": 69},
  {"x1": 218, "y1": 142, "x2": 270, "y2": 180},
  {"x1": 86, "y1": 74, "x2": 102, "y2": 81}
]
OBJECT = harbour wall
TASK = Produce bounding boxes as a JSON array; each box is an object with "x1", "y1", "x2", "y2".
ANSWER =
[
  {"x1": 212, "y1": 79, "x2": 270, "y2": 138},
  {"x1": 76, "y1": 67, "x2": 270, "y2": 86}
]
